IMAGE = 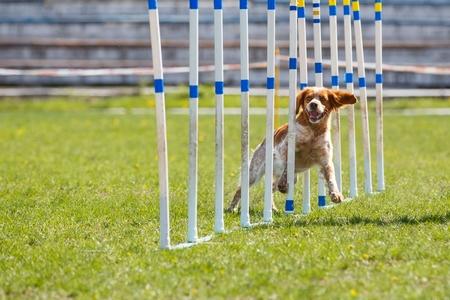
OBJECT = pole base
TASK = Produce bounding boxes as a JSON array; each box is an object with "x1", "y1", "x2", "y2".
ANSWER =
[
  {"x1": 284, "y1": 199, "x2": 294, "y2": 214},
  {"x1": 318, "y1": 195, "x2": 327, "y2": 207}
]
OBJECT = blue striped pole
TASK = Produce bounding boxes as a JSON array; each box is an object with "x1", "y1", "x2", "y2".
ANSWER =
[
  {"x1": 312, "y1": 0, "x2": 327, "y2": 208},
  {"x1": 240, "y1": 0, "x2": 251, "y2": 228},
  {"x1": 214, "y1": 0, "x2": 225, "y2": 233},
  {"x1": 375, "y1": 0, "x2": 385, "y2": 191},
  {"x1": 264, "y1": 0, "x2": 276, "y2": 223},
  {"x1": 329, "y1": 0, "x2": 342, "y2": 193},
  {"x1": 147, "y1": 0, "x2": 170, "y2": 249},
  {"x1": 297, "y1": 0, "x2": 310, "y2": 214},
  {"x1": 187, "y1": 0, "x2": 199, "y2": 243},
  {"x1": 352, "y1": 0, "x2": 373, "y2": 194},
  {"x1": 343, "y1": 0, "x2": 358, "y2": 198},
  {"x1": 285, "y1": 0, "x2": 298, "y2": 214}
]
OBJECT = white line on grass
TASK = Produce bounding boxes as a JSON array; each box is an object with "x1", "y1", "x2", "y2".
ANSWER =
[
  {"x1": 168, "y1": 221, "x2": 274, "y2": 250},
  {"x1": 101, "y1": 107, "x2": 450, "y2": 116}
]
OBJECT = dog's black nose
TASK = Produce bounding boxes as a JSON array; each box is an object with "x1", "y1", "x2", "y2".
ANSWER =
[{"x1": 309, "y1": 102, "x2": 318, "y2": 110}]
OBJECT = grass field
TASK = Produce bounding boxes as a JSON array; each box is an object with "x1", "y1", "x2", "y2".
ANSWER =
[{"x1": 0, "y1": 94, "x2": 449, "y2": 299}]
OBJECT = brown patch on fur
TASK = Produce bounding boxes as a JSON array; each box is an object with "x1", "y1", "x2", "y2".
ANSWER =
[
  {"x1": 296, "y1": 106, "x2": 309, "y2": 126},
  {"x1": 295, "y1": 88, "x2": 353, "y2": 137},
  {"x1": 328, "y1": 89, "x2": 358, "y2": 110},
  {"x1": 273, "y1": 123, "x2": 288, "y2": 144},
  {"x1": 295, "y1": 88, "x2": 313, "y2": 114}
]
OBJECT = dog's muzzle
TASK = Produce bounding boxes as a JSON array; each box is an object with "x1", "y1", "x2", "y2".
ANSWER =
[{"x1": 307, "y1": 100, "x2": 324, "y2": 123}]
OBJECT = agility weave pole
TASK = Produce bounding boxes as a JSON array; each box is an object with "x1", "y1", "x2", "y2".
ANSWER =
[
  {"x1": 263, "y1": 0, "x2": 276, "y2": 223},
  {"x1": 240, "y1": 0, "x2": 251, "y2": 228},
  {"x1": 343, "y1": 0, "x2": 358, "y2": 198},
  {"x1": 297, "y1": 0, "x2": 311, "y2": 215},
  {"x1": 311, "y1": 0, "x2": 327, "y2": 208},
  {"x1": 148, "y1": 0, "x2": 383, "y2": 249},
  {"x1": 284, "y1": 0, "x2": 298, "y2": 214},
  {"x1": 352, "y1": 0, "x2": 373, "y2": 194},
  {"x1": 375, "y1": 0, "x2": 385, "y2": 192},
  {"x1": 147, "y1": 0, "x2": 170, "y2": 249},
  {"x1": 329, "y1": 0, "x2": 342, "y2": 193},
  {"x1": 285, "y1": 0, "x2": 312, "y2": 215},
  {"x1": 214, "y1": 0, "x2": 225, "y2": 233},
  {"x1": 187, "y1": 0, "x2": 199, "y2": 243}
]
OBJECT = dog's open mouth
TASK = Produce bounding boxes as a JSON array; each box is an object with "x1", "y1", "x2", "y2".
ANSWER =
[{"x1": 308, "y1": 110, "x2": 323, "y2": 123}]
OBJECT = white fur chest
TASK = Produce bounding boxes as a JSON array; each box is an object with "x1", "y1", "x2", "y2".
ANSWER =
[{"x1": 295, "y1": 123, "x2": 314, "y2": 145}]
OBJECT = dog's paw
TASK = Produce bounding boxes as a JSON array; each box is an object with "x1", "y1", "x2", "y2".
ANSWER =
[
  {"x1": 330, "y1": 192, "x2": 344, "y2": 204},
  {"x1": 225, "y1": 206, "x2": 237, "y2": 213},
  {"x1": 277, "y1": 183, "x2": 288, "y2": 194}
]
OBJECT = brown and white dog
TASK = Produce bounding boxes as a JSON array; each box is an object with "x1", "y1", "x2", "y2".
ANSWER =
[{"x1": 227, "y1": 87, "x2": 357, "y2": 212}]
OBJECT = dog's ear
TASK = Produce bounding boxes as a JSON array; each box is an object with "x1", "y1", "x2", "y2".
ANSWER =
[
  {"x1": 296, "y1": 89, "x2": 309, "y2": 114},
  {"x1": 329, "y1": 89, "x2": 357, "y2": 110}
]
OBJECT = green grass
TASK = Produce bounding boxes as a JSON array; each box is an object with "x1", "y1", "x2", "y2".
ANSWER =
[{"x1": 0, "y1": 95, "x2": 449, "y2": 299}]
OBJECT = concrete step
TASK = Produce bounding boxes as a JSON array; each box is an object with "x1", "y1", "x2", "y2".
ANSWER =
[
  {"x1": 0, "y1": 20, "x2": 448, "y2": 42},
  {"x1": 0, "y1": 41, "x2": 447, "y2": 67}
]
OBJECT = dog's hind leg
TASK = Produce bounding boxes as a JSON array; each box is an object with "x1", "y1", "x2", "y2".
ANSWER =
[
  {"x1": 226, "y1": 141, "x2": 266, "y2": 212},
  {"x1": 227, "y1": 187, "x2": 242, "y2": 213}
]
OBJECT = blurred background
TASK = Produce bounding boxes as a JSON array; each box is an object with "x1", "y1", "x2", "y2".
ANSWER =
[{"x1": 0, "y1": 0, "x2": 449, "y2": 97}]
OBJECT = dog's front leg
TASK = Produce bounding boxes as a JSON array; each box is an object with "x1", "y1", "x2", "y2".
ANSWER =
[
  {"x1": 320, "y1": 161, "x2": 344, "y2": 203},
  {"x1": 276, "y1": 167, "x2": 299, "y2": 194},
  {"x1": 276, "y1": 168, "x2": 288, "y2": 194}
]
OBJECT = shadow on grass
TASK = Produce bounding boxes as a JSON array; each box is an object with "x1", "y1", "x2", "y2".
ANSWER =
[
  {"x1": 288, "y1": 211, "x2": 450, "y2": 227},
  {"x1": 228, "y1": 208, "x2": 449, "y2": 228}
]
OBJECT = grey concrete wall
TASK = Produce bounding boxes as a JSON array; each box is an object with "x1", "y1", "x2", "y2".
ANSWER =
[{"x1": 0, "y1": 0, "x2": 449, "y2": 87}]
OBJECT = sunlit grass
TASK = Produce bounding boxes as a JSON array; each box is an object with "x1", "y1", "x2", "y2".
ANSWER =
[{"x1": 0, "y1": 95, "x2": 449, "y2": 299}]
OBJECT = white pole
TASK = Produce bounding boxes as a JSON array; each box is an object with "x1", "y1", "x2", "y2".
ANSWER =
[
  {"x1": 352, "y1": 0, "x2": 373, "y2": 194},
  {"x1": 148, "y1": 0, "x2": 170, "y2": 249},
  {"x1": 312, "y1": 0, "x2": 326, "y2": 207},
  {"x1": 214, "y1": 0, "x2": 225, "y2": 233},
  {"x1": 375, "y1": 0, "x2": 385, "y2": 191},
  {"x1": 264, "y1": 0, "x2": 276, "y2": 223},
  {"x1": 187, "y1": 0, "x2": 199, "y2": 243},
  {"x1": 343, "y1": 0, "x2": 358, "y2": 198},
  {"x1": 329, "y1": 0, "x2": 342, "y2": 193},
  {"x1": 240, "y1": 0, "x2": 251, "y2": 228},
  {"x1": 285, "y1": 1, "x2": 297, "y2": 214},
  {"x1": 298, "y1": 0, "x2": 310, "y2": 215}
]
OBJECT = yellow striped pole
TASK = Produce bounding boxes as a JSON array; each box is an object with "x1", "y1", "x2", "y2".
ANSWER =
[
  {"x1": 375, "y1": 0, "x2": 385, "y2": 191},
  {"x1": 352, "y1": 0, "x2": 373, "y2": 194}
]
